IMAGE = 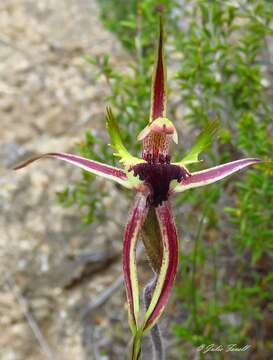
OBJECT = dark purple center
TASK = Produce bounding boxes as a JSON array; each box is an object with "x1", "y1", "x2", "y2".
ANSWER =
[{"x1": 132, "y1": 163, "x2": 190, "y2": 207}]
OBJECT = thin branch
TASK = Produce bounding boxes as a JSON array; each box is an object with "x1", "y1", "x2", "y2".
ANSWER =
[
  {"x1": 80, "y1": 274, "x2": 124, "y2": 318},
  {"x1": 5, "y1": 275, "x2": 55, "y2": 360},
  {"x1": 143, "y1": 277, "x2": 165, "y2": 360},
  {"x1": 81, "y1": 243, "x2": 144, "y2": 318},
  {"x1": 0, "y1": 37, "x2": 31, "y2": 58}
]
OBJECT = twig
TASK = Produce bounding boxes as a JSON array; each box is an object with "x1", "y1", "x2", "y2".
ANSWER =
[
  {"x1": 143, "y1": 277, "x2": 165, "y2": 360},
  {"x1": 80, "y1": 274, "x2": 124, "y2": 318},
  {"x1": 5, "y1": 275, "x2": 55, "y2": 360},
  {"x1": 0, "y1": 37, "x2": 31, "y2": 58},
  {"x1": 81, "y1": 243, "x2": 144, "y2": 318}
]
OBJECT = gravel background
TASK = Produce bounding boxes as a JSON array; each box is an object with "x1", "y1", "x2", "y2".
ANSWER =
[{"x1": 0, "y1": 1, "x2": 140, "y2": 359}]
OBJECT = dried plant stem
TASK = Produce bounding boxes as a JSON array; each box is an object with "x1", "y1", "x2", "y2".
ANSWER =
[
  {"x1": 5, "y1": 275, "x2": 55, "y2": 360},
  {"x1": 143, "y1": 277, "x2": 165, "y2": 360},
  {"x1": 80, "y1": 274, "x2": 124, "y2": 318}
]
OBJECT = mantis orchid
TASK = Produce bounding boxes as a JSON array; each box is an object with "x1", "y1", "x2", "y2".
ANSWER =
[{"x1": 15, "y1": 15, "x2": 260, "y2": 360}]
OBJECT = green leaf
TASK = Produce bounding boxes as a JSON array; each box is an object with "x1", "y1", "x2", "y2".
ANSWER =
[
  {"x1": 105, "y1": 106, "x2": 144, "y2": 167},
  {"x1": 176, "y1": 121, "x2": 219, "y2": 166}
]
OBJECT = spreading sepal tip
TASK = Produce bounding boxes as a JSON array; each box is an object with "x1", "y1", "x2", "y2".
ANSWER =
[
  {"x1": 173, "y1": 158, "x2": 261, "y2": 192},
  {"x1": 14, "y1": 152, "x2": 134, "y2": 188},
  {"x1": 150, "y1": 16, "x2": 166, "y2": 122}
]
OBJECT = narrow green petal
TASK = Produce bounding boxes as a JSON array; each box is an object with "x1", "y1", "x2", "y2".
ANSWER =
[
  {"x1": 175, "y1": 121, "x2": 219, "y2": 166},
  {"x1": 106, "y1": 106, "x2": 144, "y2": 167}
]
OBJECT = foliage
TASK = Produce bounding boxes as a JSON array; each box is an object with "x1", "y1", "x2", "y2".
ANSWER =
[
  {"x1": 58, "y1": 0, "x2": 273, "y2": 358},
  {"x1": 172, "y1": 1, "x2": 273, "y2": 358}
]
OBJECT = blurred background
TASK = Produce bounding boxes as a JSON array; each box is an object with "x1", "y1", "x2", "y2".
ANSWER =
[{"x1": 0, "y1": 1, "x2": 272, "y2": 359}]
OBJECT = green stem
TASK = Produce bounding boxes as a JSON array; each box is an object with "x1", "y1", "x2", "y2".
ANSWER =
[{"x1": 129, "y1": 330, "x2": 143, "y2": 360}]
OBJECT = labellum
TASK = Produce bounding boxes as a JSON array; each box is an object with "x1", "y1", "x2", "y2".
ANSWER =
[{"x1": 131, "y1": 162, "x2": 190, "y2": 206}]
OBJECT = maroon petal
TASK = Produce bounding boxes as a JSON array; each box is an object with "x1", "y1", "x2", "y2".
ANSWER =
[
  {"x1": 14, "y1": 152, "x2": 130, "y2": 187},
  {"x1": 150, "y1": 16, "x2": 166, "y2": 121},
  {"x1": 173, "y1": 158, "x2": 261, "y2": 192},
  {"x1": 142, "y1": 201, "x2": 178, "y2": 332},
  {"x1": 123, "y1": 194, "x2": 149, "y2": 333}
]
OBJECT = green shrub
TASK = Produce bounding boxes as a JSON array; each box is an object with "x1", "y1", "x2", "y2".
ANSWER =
[{"x1": 58, "y1": 1, "x2": 273, "y2": 358}]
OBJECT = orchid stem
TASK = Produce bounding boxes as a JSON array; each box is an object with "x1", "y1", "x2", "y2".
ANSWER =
[
  {"x1": 129, "y1": 331, "x2": 143, "y2": 360},
  {"x1": 143, "y1": 277, "x2": 165, "y2": 360}
]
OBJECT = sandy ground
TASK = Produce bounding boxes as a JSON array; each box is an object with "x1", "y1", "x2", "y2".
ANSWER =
[{"x1": 0, "y1": 1, "x2": 137, "y2": 359}]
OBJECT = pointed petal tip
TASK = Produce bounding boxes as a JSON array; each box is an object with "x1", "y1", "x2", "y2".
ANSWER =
[
  {"x1": 150, "y1": 14, "x2": 166, "y2": 121},
  {"x1": 13, "y1": 155, "x2": 45, "y2": 171},
  {"x1": 174, "y1": 157, "x2": 263, "y2": 193},
  {"x1": 13, "y1": 164, "x2": 22, "y2": 170},
  {"x1": 13, "y1": 152, "x2": 131, "y2": 188},
  {"x1": 105, "y1": 105, "x2": 112, "y2": 118}
]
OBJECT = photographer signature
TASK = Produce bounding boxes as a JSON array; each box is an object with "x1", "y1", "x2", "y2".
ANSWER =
[{"x1": 197, "y1": 344, "x2": 251, "y2": 354}]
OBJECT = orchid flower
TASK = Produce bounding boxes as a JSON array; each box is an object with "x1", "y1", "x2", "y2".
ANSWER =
[{"x1": 15, "y1": 15, "x2": 261, "y2": 360}]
